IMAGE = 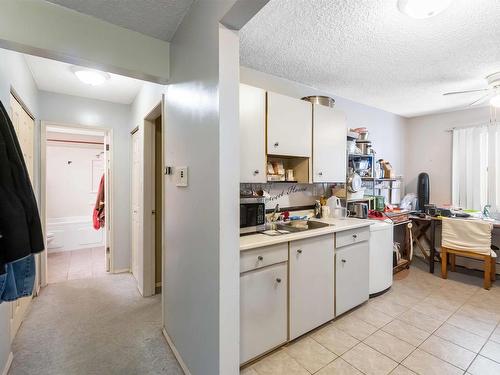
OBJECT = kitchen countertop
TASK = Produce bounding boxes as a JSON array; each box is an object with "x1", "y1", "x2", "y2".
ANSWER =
[{"x1": 240, "y1": 218, "x2": 372, "y2": 251}]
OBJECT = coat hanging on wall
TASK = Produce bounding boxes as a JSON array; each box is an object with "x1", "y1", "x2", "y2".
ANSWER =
[{"x1": 0, "y1": 100, "x2": 44, "y2": 276}]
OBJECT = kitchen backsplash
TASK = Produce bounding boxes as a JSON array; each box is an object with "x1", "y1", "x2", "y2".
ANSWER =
[{"x1": 240, "y1": 183, "x2": 335, "y2": 210}]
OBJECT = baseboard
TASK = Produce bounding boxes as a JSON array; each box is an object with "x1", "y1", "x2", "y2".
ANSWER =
[
  {"x1": 162, "y1": 328, "x2": 191, "y2": 375},
  {"x1": 112, "y1": 268, "x2": 130, "y2": 274},
  {"x1": 2, "y1": 352, "x2": 13, "y2": 375}
]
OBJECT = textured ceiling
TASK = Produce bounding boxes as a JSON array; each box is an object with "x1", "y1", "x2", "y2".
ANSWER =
[
  {"x1": 45, "y1": 0, "x2": 194, "y2": 41},
  {"x1": 25, "y1": 55, "x2": 143, "y2": 104},
  {"x1": 240, "y1": 0, "x2": 500, "y2": 117}
]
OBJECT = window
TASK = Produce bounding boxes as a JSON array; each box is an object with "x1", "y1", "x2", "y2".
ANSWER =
[{"x1": 452, "y1": 124, "x2": 500, "y2": 211}]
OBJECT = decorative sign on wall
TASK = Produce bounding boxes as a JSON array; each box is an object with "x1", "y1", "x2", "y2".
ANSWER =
[{"x1": 241, "y1": 183, "x2": 332, "y2": 209}]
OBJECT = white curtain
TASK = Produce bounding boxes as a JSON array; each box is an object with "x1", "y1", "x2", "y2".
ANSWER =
[
  {"x1": 452, "y1": 126, "x2": 488, "y2": 210},
  {"x1": 488, "y1": 123, "x2": 500, "y2": 211}
]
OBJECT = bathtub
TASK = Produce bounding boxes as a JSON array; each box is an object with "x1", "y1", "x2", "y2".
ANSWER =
[{"x1": 47, "y1": 216, "x2": 105, "y2": 253}]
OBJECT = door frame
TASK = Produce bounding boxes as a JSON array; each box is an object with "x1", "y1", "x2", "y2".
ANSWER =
[
  {"x1": 130, "y1": 98, "x2": 165, "y2": 297},
  {"x1": 40, "y1": 121, "x2": 114, "y2": 287}
]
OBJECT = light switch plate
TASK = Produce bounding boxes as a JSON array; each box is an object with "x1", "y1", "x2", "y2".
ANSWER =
[{"x1": 175, "y1": 166, "x2": 188, "y2": 187}]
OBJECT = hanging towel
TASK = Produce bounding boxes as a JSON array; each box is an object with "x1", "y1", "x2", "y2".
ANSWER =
[
  {"x1": 0, "y1": 100, "x2": 44, "y2": 275},
  {"x1": 93, "y1": 174, "x2": 105, "y2": 230}
]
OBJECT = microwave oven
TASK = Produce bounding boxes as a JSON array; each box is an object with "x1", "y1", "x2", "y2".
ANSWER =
[{"x1": 240, "y1": 197, "x2": 266, "y2": 234}]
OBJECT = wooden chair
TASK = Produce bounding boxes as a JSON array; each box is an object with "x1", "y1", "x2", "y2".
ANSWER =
[{"x1": 440, "y1": 218, "x2": 496, "y2": 290}]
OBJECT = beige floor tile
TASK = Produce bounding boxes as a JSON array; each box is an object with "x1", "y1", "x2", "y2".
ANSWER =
[
  {"x1": 284, "y1": 337, "x2": 336, "y2": 373},
  {"x1": 456, "y1": 304, "x2": 500, "y2": 325},
  {"x1": 390, "y1": 365, "x2": 416, "y2": 374},
  {"x1": 351, "y1": 305, "x2": 394, "y2": 328},
  {"x1": 479, "y1": 340, "x2": 500, "y2": 363},
  {"x1": 490, "y1": 326, "x2": 500, "y2": 343},
  {"x1": 240, "y1": 366, "x2": 258, "y2": 375},
  {"x1": 312, "y1": 324, "x2": 360, "y2": 356},
  {"x1": 342, "y1": 343, "x2": 398, "y2": 375},
  {"x1": 364, "y1": 330, "x2": 416, "y2": 362},
  {"x1": 332, "y1": 315, "x2": 378, "y2": 340},
  {"x1": 252, "y1": 350, "x2": 308, "y2": 375},
  {"x1": 316, "y1": 357, "x2": 362, "y2": 375},
  {"x1": 419, "y1": 335, "x2": 476, "y2": 370},
  {"x1": 434, "y1": 323, "x2": 487, "y2": 353},
  {"x1": 468, "y1": 355, "x2": 500, "y2": 375},
  {"x1": 382, "y1": 320, "x2": 431, "y2": 347},
  {"x1": 447, "y1": 311, "x2": 497, "y2": 338},
  {"x1": 402, "y1": 349, "x2": 463, "y2": 375},
  {"x1": 369, "y1": 299, "x2": 408, "y2": 317},
  {"x1": 397, "y1": 309, "x2": 445, "y2": 333},
  {"x1": 411, "y1": 301, "x2": 454, "y2": 320}
]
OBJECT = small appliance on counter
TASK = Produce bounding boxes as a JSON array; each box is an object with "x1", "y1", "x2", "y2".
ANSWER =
[
  {"x1": 240, "y1": 196, "x2": 266, "y2": 235},
  {"x1": 350, "y1": 202, "x2": 368, "y2": 219}
]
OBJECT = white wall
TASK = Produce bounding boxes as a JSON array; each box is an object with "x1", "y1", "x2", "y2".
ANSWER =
[
  {"x1": 163, "y1": 1, "x2": 240, "y2": 374},
  {"x1": 46, "y1": 143, "x2": 103, "y2": 219},
  {"x1": 405, "y1": 106, "x2": 490, "y2": 206},
  {"x1": 130, "y1": 82, "x2": 166, "y2": 130},
  {"x1": 241, "y1": 67, "x2": 408, "y2": 174},
  {"x1": 38, "y1": 91, "x2": 131, "y2": 271},
  {"x1": 0, "y1": 48, "x2": 40, "y2": 375}
]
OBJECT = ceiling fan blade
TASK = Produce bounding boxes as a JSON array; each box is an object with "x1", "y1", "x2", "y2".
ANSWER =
[
  {"x1": 469, "y1": 93, "x2": 492, "y2": 106},
  {"x1": 443, "y1": 88, "x2": 489, "y2": 96}
]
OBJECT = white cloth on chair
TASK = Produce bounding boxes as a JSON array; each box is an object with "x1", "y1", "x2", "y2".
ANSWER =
[{"x1": 441, "y1": 218, "x2": 493, "y2": 255}]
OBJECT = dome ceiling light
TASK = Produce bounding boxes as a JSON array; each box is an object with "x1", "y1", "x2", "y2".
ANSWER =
[{"x1": 398, "y1": 0, "x2": 454, "y2": 19}]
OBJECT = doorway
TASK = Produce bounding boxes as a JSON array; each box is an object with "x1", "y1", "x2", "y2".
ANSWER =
[
  {"x1": 130, "y1": 102, "x2": 163, "y2": 297},
  {"x1": 40, "y1": 123, "x2": 113, "y2": 286}
]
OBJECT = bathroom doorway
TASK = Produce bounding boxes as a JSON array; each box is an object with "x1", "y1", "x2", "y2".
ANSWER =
[{"x1": 40, "y1": 123, "x2": 113, "y2": 285}]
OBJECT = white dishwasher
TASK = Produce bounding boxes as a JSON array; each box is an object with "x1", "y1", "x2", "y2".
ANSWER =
[{"x1": 369, "y1": 221, "x2": 394, "y2": 296}]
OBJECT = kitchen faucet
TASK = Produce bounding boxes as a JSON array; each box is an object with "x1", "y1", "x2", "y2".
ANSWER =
[{"x1": 269, "y1": 204, "x2": 280, "y2": 222}]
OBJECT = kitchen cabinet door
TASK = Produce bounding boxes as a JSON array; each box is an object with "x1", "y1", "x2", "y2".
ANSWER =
[
  {"x1": 267, "y1": 91, "x2": 312, "y2": 157},
  {"x1": 240, "y1": 262, "x2": 288, "y2": 364},
  {"x1": 313, "y1": 105, "x2": 346, "y2": 183},
  {"x1": 335, "y1": 241, "x2": 369, "y2": 316},
  {"x1": 289, "y1": 235, "x2": 334, "y2": 340},
  {"x1": 240, "y1": 84, "x2": 267, "y2": 183}
]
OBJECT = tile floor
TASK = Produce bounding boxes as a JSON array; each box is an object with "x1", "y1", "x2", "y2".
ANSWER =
[
  {"x1": 241, "y1": 260, "x2": 500, "y2": 375},
  {"x1": 48, "y1": 247, "x2": 106, "y2": 283}
]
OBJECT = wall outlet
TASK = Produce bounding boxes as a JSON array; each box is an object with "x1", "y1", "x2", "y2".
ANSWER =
[{"x1": 175, "y1": 166, "x2": 188, "y2": 187}]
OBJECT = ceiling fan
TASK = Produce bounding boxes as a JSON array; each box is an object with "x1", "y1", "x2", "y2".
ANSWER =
[{"x1": 443, "y1": 72, "x2": 500, "y2": 108}]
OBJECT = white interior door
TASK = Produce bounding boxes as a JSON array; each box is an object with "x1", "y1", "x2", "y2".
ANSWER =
[
  {"x1": 131, "y1": 130, "x2": 141, "y2": 281},
  {"x1": 9, "y1": 93, "x2": 35, "y2": 341}
]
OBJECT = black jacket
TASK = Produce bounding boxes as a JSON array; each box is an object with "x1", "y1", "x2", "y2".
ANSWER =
[{"x1": 0, "y1": 100, "x2": 44, "y2": 274}]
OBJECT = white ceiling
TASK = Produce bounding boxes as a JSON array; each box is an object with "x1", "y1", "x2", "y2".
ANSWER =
[
  {"x1": 240, "y1": 0, "x2": 500, "y2": 117},
  {"x1": 45, "y1": 0, "x2": 194, "y2": 41},
  {"x1": 25, "y1": 55, "x2": 144, "y2": 104}
]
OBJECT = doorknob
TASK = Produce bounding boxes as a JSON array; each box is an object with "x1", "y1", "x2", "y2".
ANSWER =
[
  {"x1": 297, "y1": 249, "x2": 302, "y2": 254},
  {"x1": 276, "y1": 278, "x2": 282, "y2": 283},
  {"x1": 152, "y1": 210, "x2": 156, "y2": 215}
]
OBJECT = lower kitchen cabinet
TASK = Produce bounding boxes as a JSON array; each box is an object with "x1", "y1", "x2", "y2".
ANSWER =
[
  {"x1": 335, "y1": 239, "x2": 369, "y2": 316},
  {"x1": 240, "y1": 262, "x2": 288, "y2": 364},
  {"x1": 289, "y1": 234, "x2": 334, "y2": 340}
]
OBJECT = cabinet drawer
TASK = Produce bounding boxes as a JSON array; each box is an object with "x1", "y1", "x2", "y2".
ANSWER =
[
  {"x1": 335, "y1": 227, "x2": 370, "y2": 249},
  {"x1": 240, "y1": 243, "x2": 288, "y2": 273}
]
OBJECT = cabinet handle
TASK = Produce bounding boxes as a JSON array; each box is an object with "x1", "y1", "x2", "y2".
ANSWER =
[
  {"x1": 297, "y1": 249, "x2": 302, "y2": 254},
  {"x1": 341, "y1": 259, "x2": 346, "y2": 263},
  {"x1": 274, "y1": 142, "x2": 279, "y2": 147},
  {"x1": 318, "y1": 172, "x2": 323, "y2": 176},
  {"x1": 257, "y1": 256, "x2": 263, "y2": 261},
  {"x1": 352, "y1": 234, "x2": 358, "y2": 239},
  {"x1": 276, "y1": 278, "x2": 282, "y2": 283},
  {"x1": 253, "y1": 170, "x2": 259, "y2": 175}
]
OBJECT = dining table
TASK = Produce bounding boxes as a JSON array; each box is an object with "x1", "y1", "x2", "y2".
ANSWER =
[{"x1": 409, "y1": 214, "x2": 500, "y2": 273}]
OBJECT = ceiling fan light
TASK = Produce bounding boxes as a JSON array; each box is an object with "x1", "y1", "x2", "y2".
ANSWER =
[
  {"x1": 72, "y1": 67, "x2": 110, "y2": 86},
  {"x1": 398, "y1": 0, "x2": 454, "y2": 19},
  {"x1": 490, "y1": 95, "x2": 500, "y2": 108}
]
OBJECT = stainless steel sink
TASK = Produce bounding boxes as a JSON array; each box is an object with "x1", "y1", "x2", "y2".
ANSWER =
[{"x1": 275, "y1": 220, "x2": 330, "y2": 232}]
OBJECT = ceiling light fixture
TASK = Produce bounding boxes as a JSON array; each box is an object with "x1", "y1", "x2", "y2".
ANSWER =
[
  {"x1": 490, "y1": 95, "x2": 500, "y2": 108},
  {"x1": 72, "y1": 66, "x2": 110, "y2": 86},
  {"x1": 398, "y1": 0, "x2": 453, "y2": 19}
]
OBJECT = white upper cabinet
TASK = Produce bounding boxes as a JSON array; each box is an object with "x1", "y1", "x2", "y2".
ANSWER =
[
  {"x1": 267, "y1": 91, "x2": 312, "y2": 157},
  {"x1": 240, "y1": 84, "x2": 267, "y2": 183},
  {"x1": 313, "y1": 105, "x2": 347, "y2": 183}
]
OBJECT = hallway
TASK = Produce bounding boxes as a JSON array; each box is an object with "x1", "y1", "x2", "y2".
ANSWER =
[{"x1": 9, "y1": 274, "x2": 182, "y2": 375}]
